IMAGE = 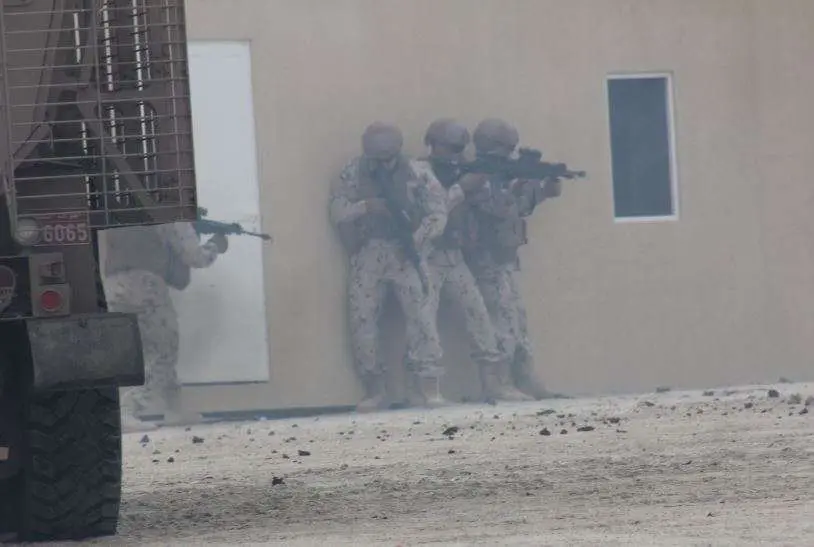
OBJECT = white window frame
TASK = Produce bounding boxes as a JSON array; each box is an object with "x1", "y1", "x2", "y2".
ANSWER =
[{"x1": 606, "y1": 71, "x2": 680, "y2": 223}]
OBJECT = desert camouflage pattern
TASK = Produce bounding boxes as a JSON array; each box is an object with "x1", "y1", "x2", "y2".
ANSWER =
[
  {"x1": 422, "y1": 172, "x2": 503, "y2": 370},
  {"x1": 468, "y1": 252, "x2": 547, "y2": 399},
  {"x1": 330, "y1": 156, "x2": 448, "y2": 379},
  {"x1": 105, "y1": 269, "x2": 181, "y2": 415},
  {"x1": 349, "y1": 239, "x2": 443, "y2": 378},
  {"x1": 415, "y1": 153, "x2": 530, "y2": 401},
  {"x1": 104, "y1": 223, "x2": 220, "y2": 417},
  {"x1": 157, "y1": 222, "x2": 223, "y2": 268},
  {"x1": 466, "y1": 116, "x2": 557, "y2": 399},
  {"x1": 426, "y1": 247, "x2": 504, "y2": 371}
]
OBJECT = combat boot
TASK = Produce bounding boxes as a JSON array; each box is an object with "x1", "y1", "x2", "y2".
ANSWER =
[
  {"x1": 161, "y1": 394, "x2": 204, "y2": 427},
  {"x1": 356, "y1": 373, "x2": 389, "y2": 413},
  {"x1": 121, "y1": 403, "x2": 158, "y2": 433},
  {"x1": 481, "y1": 362, "x2": 534, "y2": 403},
  {"x1": 516, "y1": 377, "x2": 552, "y2": 400},
  {"x1": 404, "y1": 373, "x2": 427, "y2": 408},
  {"x1": 513, "y1": 365, "x2": 555, "y2": 400},
  {"x1": 414, "y1": 375, "x2": 449, "y2": 408}
]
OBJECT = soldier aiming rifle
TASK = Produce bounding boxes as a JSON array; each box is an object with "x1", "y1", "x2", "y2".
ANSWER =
[
  {"x1": 195, "y1": 207, "x2": 273, "y2": 242},
  {"x1": 461, "y1": 146, "x2": 586, "y2": 187}
]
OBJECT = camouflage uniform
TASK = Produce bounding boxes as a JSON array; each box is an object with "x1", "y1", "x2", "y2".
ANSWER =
[
  {"x1": 418, "y1": 118, "x2": 530, "y2": 403},
  {"x1": 104, "y1": 222, "x2": 223, "y2": 429},
  {"x1": 330, "y1": 122, "x2": 448, "y2": 411},
  {"x1": 465, "y1": 118, "x2": 556, "y2": 400},
  {"x1": 466, "y1": 251, "x2": 540, "y2": 396}
]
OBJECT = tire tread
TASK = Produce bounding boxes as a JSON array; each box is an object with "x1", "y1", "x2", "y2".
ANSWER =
[{"x1": 19, "y1": 388, "x2": 122, "y2": 541}]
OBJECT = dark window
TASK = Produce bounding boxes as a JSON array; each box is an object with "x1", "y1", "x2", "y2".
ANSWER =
[{"x1": 607, "y1": 75, "x2": 676, "y2": 218}]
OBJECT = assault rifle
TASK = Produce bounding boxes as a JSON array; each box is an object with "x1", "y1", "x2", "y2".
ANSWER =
[
  {"x1": 194, "y1": 207, "x2": 272, "y2": 241},
  {"x1": 372, "y1": 170, "x2": 430, "y2": 295},
  {"x1": 461, "y1": 147, "x2": 586, "y2": 184}
]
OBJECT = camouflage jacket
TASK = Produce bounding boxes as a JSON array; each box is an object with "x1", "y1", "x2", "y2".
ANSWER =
[
  {"x1": 329, "y1": 155, "x2": 448, "y2": 257},
  {"x1": 105, "y1": 222, "x2": 220, "y2": 290}
]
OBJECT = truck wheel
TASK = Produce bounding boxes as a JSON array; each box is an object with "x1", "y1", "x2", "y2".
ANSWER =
[
  {"x1": 0, "y1": 395, "x2": 22, "y2": 538},
  {"x1": 16, "y1": 387, "x2": 123, "y2": 541}
]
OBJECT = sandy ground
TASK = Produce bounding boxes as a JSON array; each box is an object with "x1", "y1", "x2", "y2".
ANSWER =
[{"x1": 43, "y1": 383, "x2": 814, "y2": 545}]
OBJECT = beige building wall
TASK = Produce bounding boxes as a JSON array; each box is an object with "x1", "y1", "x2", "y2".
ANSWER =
[{"x1": 181, "y1": 0, "x2": 814, "y2": 413}]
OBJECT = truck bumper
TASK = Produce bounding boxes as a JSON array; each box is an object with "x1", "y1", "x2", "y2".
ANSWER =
[{"x1": 26, "y1": 313, "x2": 145, "y2": 391}]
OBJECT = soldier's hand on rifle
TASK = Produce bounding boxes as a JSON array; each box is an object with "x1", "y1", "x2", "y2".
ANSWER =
[
  {"x1": 509, "y1": 178, "x2": 535, "y2": 193},
  {"x1": 543, "y1": 178, "x2": 562, "y2": 198},
  {"x1": 208, "y1": 233, "x2": 229, "y2": 254},
  {"x1": 365, "y1": 197, "x2": 391, "y2": 217},
  {"x1": 457, "y1": 173, "x2": 489, "y2": 193}
]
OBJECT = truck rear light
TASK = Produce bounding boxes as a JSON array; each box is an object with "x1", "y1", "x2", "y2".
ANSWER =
[
  {"x1": 39, "y1": 289, "x2": 64, "y2": 313},
  {"x1": 29, "y1": 254, "x2": 71, "y2": 317}
]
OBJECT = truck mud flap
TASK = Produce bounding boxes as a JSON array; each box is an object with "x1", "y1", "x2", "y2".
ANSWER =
[{"x1": 25, "y1": 313, "x2": 144, "y2": 391}]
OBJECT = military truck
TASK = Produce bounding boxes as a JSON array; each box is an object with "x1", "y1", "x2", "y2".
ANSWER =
[{"x1": 0, "y1": 0, "x2": 198, "y2": 540}]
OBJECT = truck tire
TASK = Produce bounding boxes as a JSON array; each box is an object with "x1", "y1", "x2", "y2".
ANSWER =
[{"x1": 15, "y1": 387, "x2": 123, "y2": 541}]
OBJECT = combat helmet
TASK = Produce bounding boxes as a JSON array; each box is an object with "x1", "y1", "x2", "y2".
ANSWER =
[
  {"x1": 472, "y1": 118, "x2": 519, "y2": 155},
  {"x1": 424, "y1": 118, "x2": 470, "y2": 150},
  {"x1": 362, "y1": 122, "x2": 404, "y2": 159}
]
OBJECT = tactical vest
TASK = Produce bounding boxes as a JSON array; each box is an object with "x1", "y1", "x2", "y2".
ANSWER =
[
  {"x1": 339, "y1": 157, "x2": 421, "y2": 254},
  {"x1": 422, "y1": 157, "x2": 477, "y2": 251},
  {"x1": 104, "y1": 225, "x2": 186, "y2": 287},
  {"x1": 433, "y1": 203, "x2": 476, "y2": 251},
  {"x1": 474, "y1": 175, "x2": 527, "y2": 264}
]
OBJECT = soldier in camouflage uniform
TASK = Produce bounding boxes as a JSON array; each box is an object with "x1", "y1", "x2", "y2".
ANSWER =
[
  {"x1": 465, "y1": 118, "x2": 562, "y2": 400},
  {"x1": 414, "y1": 118, "x2": 531, "y2": 403},
  {"x1": 104, "y1": 223, "x2": 228, "y2": 431},
  {"x1": 329, "y1": 122, "x2": 449, "y2": 411}
]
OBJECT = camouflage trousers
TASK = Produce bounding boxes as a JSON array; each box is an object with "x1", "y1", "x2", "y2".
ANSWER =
[
  {"x1": 468, "y1": 254, "x2": 537, "y2": 386},
  {"x1": 426, "y1": 248, "x2": 503, "y2": 369},
  {"x1": 104, "y1": 270, "x2": 180, "y2": 416},
  {"x1": 348, "y1": 239, "x2": 443, "y2": 379}
]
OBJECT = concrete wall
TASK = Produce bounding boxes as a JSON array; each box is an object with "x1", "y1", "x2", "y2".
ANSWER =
[{"x1": 180, "y1": 0, "x2": 814, "y2": 413}]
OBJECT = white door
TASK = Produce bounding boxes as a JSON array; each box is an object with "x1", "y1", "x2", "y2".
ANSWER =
[{"x1": 172, "y1": 40, "x2": 270, "y2": 385}]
